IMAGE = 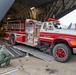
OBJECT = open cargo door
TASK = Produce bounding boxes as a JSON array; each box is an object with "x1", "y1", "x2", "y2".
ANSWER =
[{"x1": 0, "y1": 0, "x2": 15, "y2": 21}]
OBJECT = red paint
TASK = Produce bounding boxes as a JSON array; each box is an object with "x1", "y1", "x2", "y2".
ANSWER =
[
  {"x1": 47, "y1": 18, "x2": 59, "y2": 22},
  {"x1": 5, "y1": 33, "x2": 9, "y2": 38},
  {"x1": 16, "y1": 35, "x2": 25, "y2": 42},
  {"x1": 39, "y1": 31, "x2": 76, "y2": 47},
  {"x1": 16, "y1": 32, "x2": 25, "y2": 34},
  {"x1": 56, "y1": 48, "x2": 66, "y2": 58},
  {"x1": 7, "y1": 20, "x2": 25, "y2": 31}
]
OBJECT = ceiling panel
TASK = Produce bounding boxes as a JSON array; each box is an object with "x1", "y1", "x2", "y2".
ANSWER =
[{"x1": 28, "y1": 0, "x2": 55, "y2": 7}]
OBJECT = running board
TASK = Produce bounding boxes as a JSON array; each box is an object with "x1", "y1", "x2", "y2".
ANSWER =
[{"x1": 13, "y1": 45, "x2": 54, "y2": 62}]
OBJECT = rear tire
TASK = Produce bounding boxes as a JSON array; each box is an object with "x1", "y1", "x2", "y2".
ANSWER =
[
  {"x1": 53, "y1": 43, "x2": 72, "y2": 62},
  {"x1": 9, "y1": 35, "x2": 16, "y2": 45}
]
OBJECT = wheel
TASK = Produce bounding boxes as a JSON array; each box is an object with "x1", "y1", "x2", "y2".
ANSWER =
[
  {"x1": 9, "y1": 35, "x2": 16, "y2": 45},
  {"x1": 53, "y1": 43, "x2": 72, "y2": 62}
]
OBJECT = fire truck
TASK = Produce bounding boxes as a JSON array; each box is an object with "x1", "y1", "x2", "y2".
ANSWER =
[{"x1": 4, "y1": 18, "x2": 76, "y2": 62}]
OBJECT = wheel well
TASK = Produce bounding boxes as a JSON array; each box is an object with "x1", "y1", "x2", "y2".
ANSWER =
[
  {"x1": 9, "y1": 34, "x2": 15, "y2": 42},
  {"x1": 9, "y1": 33, "x2": 17, "y2": 45},
  {"x1": 53, "y1": 39, "x2": 69, "y2": 47},
  {"x1": 10, "y1": 34, "x2": 15, "y2": 37}
]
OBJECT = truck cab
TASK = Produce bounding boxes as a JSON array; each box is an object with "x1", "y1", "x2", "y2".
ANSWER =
[
  {"x1": 39, "y1": 20, "x2": 65, "y2": 43},
  {"x1": 40, "y1": 21, "x2": 63, "y2": 31},
  {"x1": 38, "y1": 18, "x2": 76, "y2": 62}
]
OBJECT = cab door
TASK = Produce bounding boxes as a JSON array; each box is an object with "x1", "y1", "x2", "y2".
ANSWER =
[{"x1": 40, "y1": 22, "x2": 55, "y2": 42}]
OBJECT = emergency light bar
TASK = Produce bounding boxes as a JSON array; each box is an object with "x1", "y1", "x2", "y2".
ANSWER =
[{"x1": 47, "y1": 18, "x2": 59, "y2": 22}]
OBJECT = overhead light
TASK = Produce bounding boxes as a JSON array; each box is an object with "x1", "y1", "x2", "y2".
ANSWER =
[
  {"x1": 30, "y1": 7, "x2": 35, "y2": 10},
  {"x1": 7, "y1": 17, "x2": 11, "y2": 20}
]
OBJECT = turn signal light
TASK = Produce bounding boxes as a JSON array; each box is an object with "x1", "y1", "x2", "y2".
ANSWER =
[{"x1": 70, "y1": 41, "x2": 76, "y2": 45}]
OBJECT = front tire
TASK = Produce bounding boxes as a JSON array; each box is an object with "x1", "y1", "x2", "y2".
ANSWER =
[{"x1": 53, "y1": 43, "x2": 72, "y2": 62}]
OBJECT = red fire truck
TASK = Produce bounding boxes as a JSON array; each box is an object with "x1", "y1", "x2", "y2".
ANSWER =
[{"x1": 4, "y1": 18, "x2": 76, "y2": 62}]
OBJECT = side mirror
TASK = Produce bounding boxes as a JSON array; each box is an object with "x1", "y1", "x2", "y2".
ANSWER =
[{"x1": 45, "y1": 27, "x2": 48, "y2": 31}]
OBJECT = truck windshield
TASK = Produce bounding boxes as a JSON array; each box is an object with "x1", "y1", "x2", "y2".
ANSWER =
[
  {"x1": 53, "y1": 22, "x2": 67, "y2": 29},
  {"x1": 53, "y1": 22, "x2": 62, "y2": 29}
]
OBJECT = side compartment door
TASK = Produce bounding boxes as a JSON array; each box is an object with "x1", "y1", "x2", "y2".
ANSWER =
[{"x1": 26, "y1": 21, "x2": 35, "y2": 44}]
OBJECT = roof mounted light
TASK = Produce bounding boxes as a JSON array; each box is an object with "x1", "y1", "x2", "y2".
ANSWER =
[
  {"x1": 7, "y1": 17, "x2": 11, "y2": 20},
  {"x1": 30, "y1": 7, "x2": 35, "y2": 10}
]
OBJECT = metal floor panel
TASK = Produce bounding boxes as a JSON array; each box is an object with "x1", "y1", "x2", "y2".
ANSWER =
[
  {"x1": 14, "y1": 45, "x2": 54, "y2": 62},
  {"x1": 7, "y1": 47, "x2": 19, "y2": 57},
  {"x1": 7, "y1": 46, "x2": 25, "y2": 58},
  {"x1": 0, "y1": 42, "x2": 25, "y2": 59}
]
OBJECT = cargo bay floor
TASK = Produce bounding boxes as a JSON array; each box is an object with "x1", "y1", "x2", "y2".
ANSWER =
[
  {"x1": 0, "y1": 55, "x2": 76, "y2": 75},
  {"x1": 0, "y1": 37, "x2": 76, "y2": 75}
]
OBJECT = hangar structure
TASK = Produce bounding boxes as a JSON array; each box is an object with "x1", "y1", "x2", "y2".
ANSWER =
[{"x1": 2, "y1": 0, "x2": 76, "y2": 22}]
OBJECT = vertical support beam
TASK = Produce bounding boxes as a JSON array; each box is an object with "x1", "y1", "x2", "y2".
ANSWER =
[{"x1": 62, "y1": 0, "x2": 65, "y2": 10}]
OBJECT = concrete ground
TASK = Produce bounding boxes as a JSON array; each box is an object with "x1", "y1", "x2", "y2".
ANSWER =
[{"x1": 0, "y1": 55, "x2": 76, "y2": 75}]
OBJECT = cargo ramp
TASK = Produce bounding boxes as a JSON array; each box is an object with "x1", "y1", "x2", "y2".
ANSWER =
[
  {"x1": 0, "y1": 41, "x2": 54, "y2": 62},
  {"x1": 13, "y1": 45, "x2": 54, "y2": 62},
  {"x1": 0, "y1": 42, "x2": 25, "y2": 59}
]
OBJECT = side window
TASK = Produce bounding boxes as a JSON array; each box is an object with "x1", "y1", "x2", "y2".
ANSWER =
[
  {"x1": 48, "y1": 23, "x2": 53, "y2": 30},
  {"x1": 43, "y1": 23, "x2": 47, "y2": 30}
]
